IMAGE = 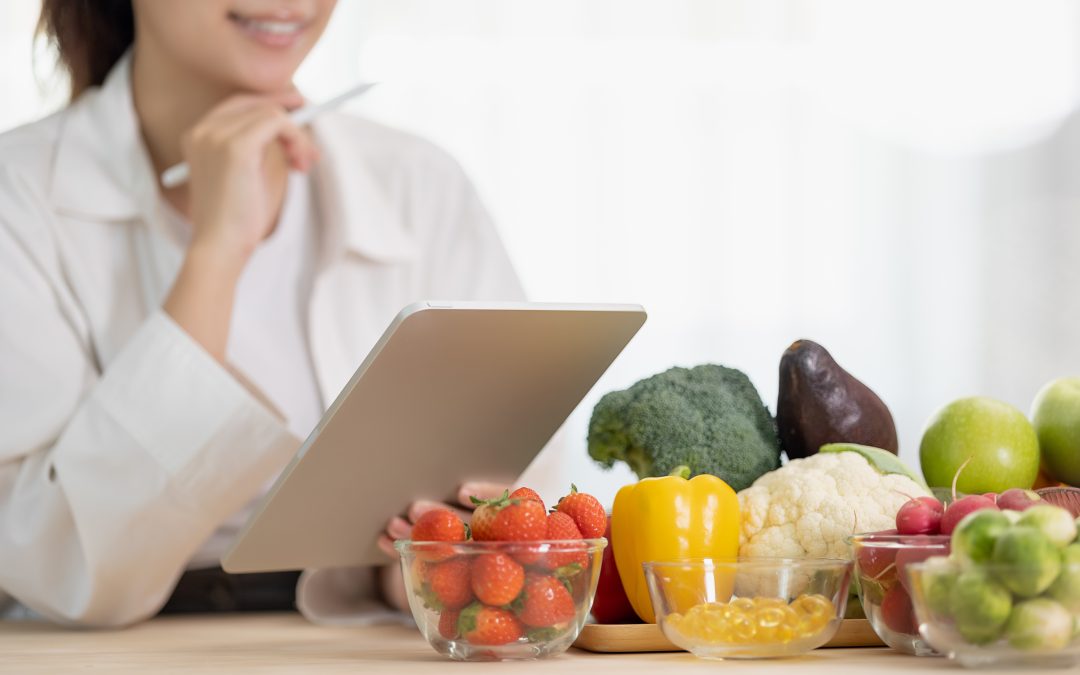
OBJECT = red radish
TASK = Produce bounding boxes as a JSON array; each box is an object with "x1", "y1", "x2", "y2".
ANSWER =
[
  {"x1": 880, "y1": 584, "x2": 915, "y2": 634},
  {"x1": 940, "y1": 495, "x2": 998, "y2": 535},
  {"x1": 895, "y1": 497, "x2": 944, "y2": 535},
  {"x1": 997, "y1": 488, "x2": 1041, "y2": 512},
  {"x1": 982, "y1": 492, "x2": 999, "y2": 504},
  {"x1": 938, "y1": 456, "x2": 999, "y2": 535}
]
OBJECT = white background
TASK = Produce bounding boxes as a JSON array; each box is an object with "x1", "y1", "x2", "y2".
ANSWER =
[{"x1": 4, "y1": 1, "x2": 1080, "y2": 507}]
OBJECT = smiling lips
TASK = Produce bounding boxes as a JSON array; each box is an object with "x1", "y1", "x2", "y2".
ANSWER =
[{"x1": 228, "y1": 11, "x2": 311, "y2": 48}]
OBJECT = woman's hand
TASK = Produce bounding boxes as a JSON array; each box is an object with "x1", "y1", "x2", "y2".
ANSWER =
[
  {"x1": 181, "y1": 91, "x2": 318, "y2": 260},
  {"x1": 376, "y1": 482, "x2": 509, "y2": 612},
  {"x1": 163, "y1": 91, "x2": 319, "y2": 361}
]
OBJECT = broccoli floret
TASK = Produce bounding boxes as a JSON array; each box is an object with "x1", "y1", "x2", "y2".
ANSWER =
[{"x1": 587, "y1": 364, "x2": 781, "y2": 492}]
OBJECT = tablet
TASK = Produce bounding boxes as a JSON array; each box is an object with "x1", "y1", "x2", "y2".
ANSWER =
[{"x1": 222, "y1": 301, "x2": 646, "y2": 573}]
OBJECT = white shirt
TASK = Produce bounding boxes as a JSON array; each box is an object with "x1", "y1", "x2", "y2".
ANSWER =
[
  {"x1": 162, "y1": 173, "x2": 326, "y2": 569},
  {"x1": 0, "y1": 53, "x2": 527, "y2": 627}
]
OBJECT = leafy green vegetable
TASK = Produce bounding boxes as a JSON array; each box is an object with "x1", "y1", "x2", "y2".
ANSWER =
[{"x1": 820, "y1": 443, "x2": 928, "y2": 490}]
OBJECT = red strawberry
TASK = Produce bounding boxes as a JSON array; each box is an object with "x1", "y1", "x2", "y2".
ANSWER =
[
  {"x1": 412, "y1": 508, "x2": 467, "y2": 542},
  {"x1": 510, "y1": 487, "x2": 546, "y2": 512},
  {"x1": 517, "y1": 573, "x2": 576, "y2": 628},
  {"x1": 540, "y1": 512, "x2": 588, "y2": 570},
  {"x1": 556, "y1": 485, "x2": 607, "y2": 539},
  {"x1": 469, "y1": 492, "x2": 506, "y2": 542},
  {"x1": 427, "y1": 557, "x2": 473, "y2": 610},
  {"x1": 471, "y1": 492, "x2": 547, "y2": 542},
  {"x1": 471, "y1": 553, "x2": 525, "y2": 606},
  {"x1": 438, "y1": 608, "x2": 462, "y2": 639},
  {"x1": 513, "y1": 511, "x2": 580, "y2": 566},
  {"x1": 459, "y1": 603, "x2": 524, "y2": 646},
  {"x1": 412, "y1": 508, "x2": 467, "y2": 561},
  {"x1": 492, "y1": 501, "x2": 547, "y2": 542}
]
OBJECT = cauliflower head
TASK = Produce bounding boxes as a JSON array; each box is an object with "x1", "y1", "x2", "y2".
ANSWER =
[{"x1": 738, "y1": 450, "x2": 929, "y2": 559}]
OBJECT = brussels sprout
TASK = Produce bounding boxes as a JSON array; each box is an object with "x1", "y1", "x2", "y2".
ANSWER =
[
  {"x1": 1005, "y1": 598, "x2": 1073, "y2": 650},
  {"x1": 1049, "y1": 544, "x2": 1080, "y2": 612},
  {"x1": 920, "y1": 556, "x2": 958, "y2": 616},
  {"x1": 1018, "y1": 505, "x2": 1077, "y2": 548},
  {"x1": 949, "y1": 570, "x2": 1012, "y2": 645},
  {"x1": 992, "y1": 527, "x2": 1062, "y2": 598},
  {"x1": 953, "y1": 510, "x2": 1011, "y2": 565}
]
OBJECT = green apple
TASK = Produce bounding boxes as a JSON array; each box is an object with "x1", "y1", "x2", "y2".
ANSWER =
[
  {"x1": 920, "y1": 396, "x2": 1039, "y2": 493},
  {"x1": 1032, "y1": 377, "x2": 1080, "y2": 485}
]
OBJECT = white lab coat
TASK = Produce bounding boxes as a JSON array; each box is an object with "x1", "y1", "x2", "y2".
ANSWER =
[{"x1": 0, "y1": 56, "x2": 526, "y2": 627}]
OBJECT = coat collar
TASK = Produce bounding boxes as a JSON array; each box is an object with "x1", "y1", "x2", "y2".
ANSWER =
[
  {"x1": 49, "y1": 52, "x2": 156, "y2": 223},
  {"x1": 48, "y1": 53, "x2": 416, "y2": 263},
  {"x1": 308, "y1": 113, "x2": 417, "y2": 262}
]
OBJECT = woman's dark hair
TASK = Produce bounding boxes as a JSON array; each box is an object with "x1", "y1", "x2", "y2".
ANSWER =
[{"x1": 37, "y1": 0, "x2": 135, "y2": 100}]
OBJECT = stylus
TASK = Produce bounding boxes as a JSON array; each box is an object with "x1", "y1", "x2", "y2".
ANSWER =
[{"x1": 160, "y1": 81, "x2": 378, "y2": 189}]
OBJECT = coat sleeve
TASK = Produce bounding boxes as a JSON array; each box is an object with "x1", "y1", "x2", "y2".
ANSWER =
[{"x1": 0, "y1": 190, "x2": 297, "y2": 627}]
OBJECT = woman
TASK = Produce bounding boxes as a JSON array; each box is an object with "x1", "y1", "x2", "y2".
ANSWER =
[{"x1": 0, "y1": 0, "x2": 524, "y2": 626}]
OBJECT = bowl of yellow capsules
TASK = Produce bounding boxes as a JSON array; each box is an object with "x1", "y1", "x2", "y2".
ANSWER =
[{"x1": 643, "y1": 558, "x2": 853, "y2": 659}]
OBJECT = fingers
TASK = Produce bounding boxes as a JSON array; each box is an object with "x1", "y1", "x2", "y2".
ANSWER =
[
  {"x1": 187, "y1": 98, "x2": 319, "y2": 174},
  {"x1": 222, "y1": 107, "x2": 300, "y2": 158},
  {"x1": 279, "y1": 130, "x2": 319, "y2": 173},
  {"x1": 458, "y1": 482, "x2": 511, "y2": 507},
  {"x1": 377, "y1": 535, "x2": 399, "y2": 560},
  {"x1": 240, "y1": 109, "x2": 318, "y2": 173},
  {"x1": 387, "y1": 515, "x2": 412, "y2": 541}
]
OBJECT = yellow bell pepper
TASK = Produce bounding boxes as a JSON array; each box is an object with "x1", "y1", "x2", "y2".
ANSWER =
[{"x1": 611, "y1": 467, "x2": 740, "y2": 623}]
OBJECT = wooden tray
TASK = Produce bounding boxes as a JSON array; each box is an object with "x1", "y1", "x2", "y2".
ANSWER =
[{"x1": 573, "y1": 619, "x2": 884, "y2": 653}]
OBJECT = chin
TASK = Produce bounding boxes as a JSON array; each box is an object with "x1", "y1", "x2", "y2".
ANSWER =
[
  {"x1": 227, "y1": 62, "x2": 304, "y2": 94},
  {"x1": 134, "y1": 0, "x2": 334, "y2": 96}
]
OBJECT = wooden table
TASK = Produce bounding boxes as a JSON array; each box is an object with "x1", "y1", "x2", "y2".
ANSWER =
[{"x1": 0, "y1": 613, "x2": 947, "y2": 673}]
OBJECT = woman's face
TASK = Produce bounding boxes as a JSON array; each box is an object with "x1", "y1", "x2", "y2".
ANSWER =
[{"x1": 132, "y1": 0, "x2": 337, "y2": 93}]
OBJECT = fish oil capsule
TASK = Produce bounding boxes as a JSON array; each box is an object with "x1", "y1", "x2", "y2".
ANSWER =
[
  {"x1": 731, "y1": 613, "x2": 757, "y2": 641},
  {"x1": 755, "y1": 606, "x2": 785, "y2": 628},
  {"x1": 731, "y1": 597, "x2": 756, "y2": 613}
]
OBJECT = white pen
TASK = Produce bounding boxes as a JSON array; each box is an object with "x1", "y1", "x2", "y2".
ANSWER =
[{"x1": 160, "y1": 81, "x2": 378, "y2": 189}]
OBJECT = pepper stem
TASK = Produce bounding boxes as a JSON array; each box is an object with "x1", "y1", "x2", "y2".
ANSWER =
[{"x1": 669, "y1": 465, "x2": 692, "y2": 479}]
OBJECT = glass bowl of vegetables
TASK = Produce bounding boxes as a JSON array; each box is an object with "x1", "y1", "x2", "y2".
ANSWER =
[
  {"x1": 907, "y1": 504, "x2": 1080, "y2": 669},
  {"x1": 849, "y1": 531, "x2": 951, "y2": 655},
  {"x1": 643, "y1": 558, "x2": 852, "y2": 659}
]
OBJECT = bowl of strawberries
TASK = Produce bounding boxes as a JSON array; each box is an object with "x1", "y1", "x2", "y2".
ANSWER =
[{"x1": 396, "y1": 486, "x2": 608, "y2": 661}]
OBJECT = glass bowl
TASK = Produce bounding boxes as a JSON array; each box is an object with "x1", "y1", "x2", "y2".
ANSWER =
[
  {"x1": 643, "y1": 558, "x2": 852, "y2": 659},
  {"x1": 848, "y1": 532, "x2": 951, "y2": 655},
  {"x1": 909, "y1": 557, "x2": 1080, "y2": 669},
  {"x1": 395, "y1": 539, "x2": 605, "y2": 661}
]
